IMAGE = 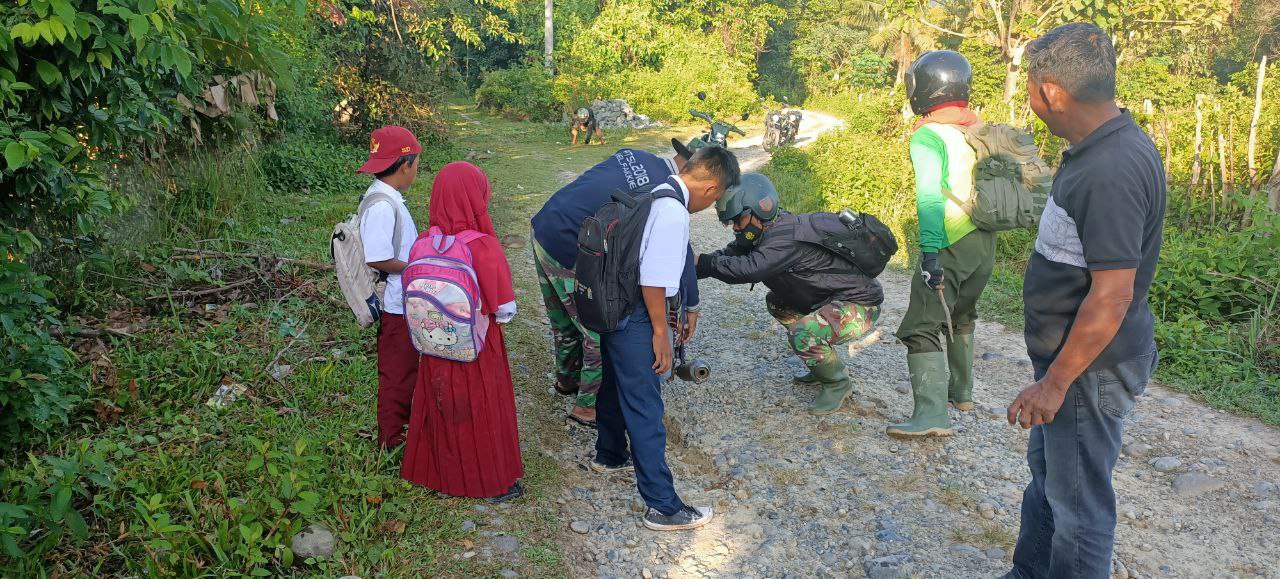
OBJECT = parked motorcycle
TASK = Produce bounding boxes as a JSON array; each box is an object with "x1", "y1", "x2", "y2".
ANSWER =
[
  {"x1": 686, "y1": 91, "x2": 748, "y2": 149},
  {"x1": 764, "y1": 97, "x2": 803, "y2": 152}
]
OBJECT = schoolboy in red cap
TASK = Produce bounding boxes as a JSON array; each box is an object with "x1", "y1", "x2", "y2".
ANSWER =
[{"x1": 357, "y1": 125, "x2": 423, "y2": 448}]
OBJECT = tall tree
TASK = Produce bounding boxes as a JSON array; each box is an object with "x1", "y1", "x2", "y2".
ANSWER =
[
  {"x1": 967, "y1": 0, "x2": 1064, "y2": 107},
  {"x1": 545, "y1": 0, "x2": 554, "y2": 72},
  {"x1": 869, "y1": 0, "x2": 937, "y2": 87}
]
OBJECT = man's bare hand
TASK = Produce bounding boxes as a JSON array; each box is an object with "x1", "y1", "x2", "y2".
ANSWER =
[
  {"x1": 678, "y1": 311, "x2": 699, "y2": 345},
  {"x1": 652, "y1": 331, "x2": 673, "y2": 375},
  {"x1": 1007, "y1": 379, "x2": 1070, "y2": 429}
]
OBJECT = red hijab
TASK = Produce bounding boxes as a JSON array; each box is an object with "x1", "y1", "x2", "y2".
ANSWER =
[
  {"x1": 429, "y1": 161, "x2": 499, "y2": 236},
  {"x1": 427, "y1": 161, "x2": 514, "y2": 313}
]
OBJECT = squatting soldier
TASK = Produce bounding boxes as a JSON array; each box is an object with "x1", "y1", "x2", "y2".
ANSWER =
[{"x1": 695, "y1": 173, "x2": 884, "y2": 415}]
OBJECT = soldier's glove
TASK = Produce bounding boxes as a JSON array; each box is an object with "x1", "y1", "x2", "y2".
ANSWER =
[
  {"x1": 695, "y1": 253, "x2": 715, "y2": 279},
  {"x1": 920, "y1": 252, "x2": 944, "y2": 290}
]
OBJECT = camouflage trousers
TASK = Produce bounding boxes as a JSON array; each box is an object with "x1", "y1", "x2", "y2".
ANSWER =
[
  {"x1": 533, "y1": 238, "x2": 601, "y2": 409},
  {"x1": 766, "y1": 293, "x2": 881, "y2": 368}
]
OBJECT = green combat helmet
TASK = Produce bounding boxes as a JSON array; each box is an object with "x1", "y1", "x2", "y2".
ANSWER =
[{"x1": 716, "y1": 172, "x2": 781, "y2": 224}]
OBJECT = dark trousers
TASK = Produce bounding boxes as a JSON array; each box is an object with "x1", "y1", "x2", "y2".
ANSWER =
[
  {"x1": 1008, "y1": 349, "x2": 1157, "y2": 579},
  {"x1": 376, "y1": 313, "x2": 419, "y2": 448},
  {"x1": 595, "y1": 307, "x2": 684, "y2": 516},
  {"x1": 896, "y1": 229, "x2": 995, "y2": 354}
]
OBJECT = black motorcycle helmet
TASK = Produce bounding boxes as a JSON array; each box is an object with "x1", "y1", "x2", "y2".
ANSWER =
[
  {"x1": 904, "y1": 50, "x2": 972, "y2": 116},
  {"x1": 716, "y1": 173, "x2": 780, "y2": 224}
]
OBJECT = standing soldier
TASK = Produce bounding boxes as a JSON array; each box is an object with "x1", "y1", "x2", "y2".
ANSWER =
[{"x1": 887, "y1": 51, "x2": 994, "y2": 439}]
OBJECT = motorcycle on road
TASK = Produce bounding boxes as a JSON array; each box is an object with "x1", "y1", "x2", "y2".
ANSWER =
[
  {"x1": 685, "y1": 91, "x2": 749, "y2": 149},
  {"x1": 763, "y1": 97, "x2": 803, "y2": 152}
]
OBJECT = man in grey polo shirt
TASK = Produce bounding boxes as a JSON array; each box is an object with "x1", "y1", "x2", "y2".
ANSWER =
[{"x1": 1003, "y1": 23, "x2": 1166, "y2": 578}]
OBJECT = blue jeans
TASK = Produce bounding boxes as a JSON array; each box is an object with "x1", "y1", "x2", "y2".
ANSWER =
[
  {"x1": 1007, "y1": 349, "x2": 1157, "y2": 579},
  {"x1": 595, "y1": 307, "x2": 684, "y2": 516}
]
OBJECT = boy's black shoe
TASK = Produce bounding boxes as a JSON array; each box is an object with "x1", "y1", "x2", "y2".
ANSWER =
[
  {"x1": 589, "y1": 457, "x2": 634, "y2": 474},
  {"x1": 642, "y1": 505, "x2": 713, "y2": 531}
]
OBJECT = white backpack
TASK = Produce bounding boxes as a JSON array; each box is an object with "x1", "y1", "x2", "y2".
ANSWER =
[{"x1": 332, "y1": 191, "x2": 403, "y2": 328}]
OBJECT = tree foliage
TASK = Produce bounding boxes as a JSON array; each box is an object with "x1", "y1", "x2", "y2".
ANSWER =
[
  {"x1": 0, "y1": 0, "x2": 307, "y2": 450},
  {"x1": 551, "y1": 0, "x2": 780, "y2": 120}
]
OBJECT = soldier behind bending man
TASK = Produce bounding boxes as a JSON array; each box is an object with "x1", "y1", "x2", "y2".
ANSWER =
[{"x1": 571, "y1": 107, "x2": 606, "y2": 145}]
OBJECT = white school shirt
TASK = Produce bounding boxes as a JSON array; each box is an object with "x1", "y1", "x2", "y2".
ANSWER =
[
  {"x1": 638, "y1": 175, "x2": 691, "y2": 298},
  {"x1": 358, "y1": 179, "x2": 418, "y2": 315}
]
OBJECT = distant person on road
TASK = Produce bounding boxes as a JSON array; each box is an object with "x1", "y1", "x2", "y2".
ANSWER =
[
  {"x1": 400, "y1": 162, "x2": 525, "y2": 502},
  {"x1": 1002, "y1": 23, "x2": 1166, "y2": 578},
  {"x1": 886, "y1": 50, "x2": 995, "y2": 440},
  {"x1": 695, "y1": 173, "x2": 884, "y2": 415},
  {"x1": 355, "y1": 125, "x2": 423, "y2": 448},
  {"x1": 530, "y1": 143, "x2": 701, "y2": 429},
  {"x1": 571, "y1": 107, "x2": 605, "y2": 145}
]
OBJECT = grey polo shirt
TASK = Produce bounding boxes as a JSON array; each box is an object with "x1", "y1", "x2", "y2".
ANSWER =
[{"x1": 1023, "y1": 111, "x2": 1167, "y2": 371}]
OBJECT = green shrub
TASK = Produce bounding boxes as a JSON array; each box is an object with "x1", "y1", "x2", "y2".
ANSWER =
[
  {"x1": 262, "y1": 134, "x2": 366, "y2": 198},
  {"x1": 760, "y1": 147, "x2": 822, "y2": 214},
  {"x1": 1152, "y1": 224, "x2": 1280, "y2": 321},
  {"x1": 0, "y1": 0, "x2": 302, "y2": 452},
  {"x1": 0, "y1": 230, "x2": 85, "y2": 450},
  {"x1": 805, "y1": 90, "x2": 905, "y2": 137},
  {"x1": 617, "y1": 46, "x2": 760, "y2": 122},
  {"x1": 476, "y1": 66, "x2": 560, "y2": 121},
  {"x1": 554, "y1": 0, "x2": 761, "y2": 122},
  {"x1": 0, "y1": 438, "x2": 120, "y2": 559}
]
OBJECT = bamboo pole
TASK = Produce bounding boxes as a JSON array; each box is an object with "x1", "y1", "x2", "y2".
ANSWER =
[
  {"x1": 1207, "y1": 151, "x2": 1217, "y2": 227},
  {"x1": 1246, "y1": 55, "x2": 1267, "y2": 217},
  {"x1": 1228, "y1": 115, "x2": 1236, "y2": 190},
  {"x1": 1218, "y1": 126, "x2": 1229, "y2": 222},
  {"x1": 1270, "y1": 146, "x2": 1280, "y2": 212},
  {"x1": 1187, "y1": 95, "x2": 1205, "y2": 225},
  {"x1": 1160, "y1": 113, "x2": 1172, "y2": 186}
]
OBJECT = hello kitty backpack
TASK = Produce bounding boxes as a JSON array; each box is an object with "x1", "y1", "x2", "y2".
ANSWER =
[{"x1": 402, "y1": 227, "x2": 489, "y2": 362}]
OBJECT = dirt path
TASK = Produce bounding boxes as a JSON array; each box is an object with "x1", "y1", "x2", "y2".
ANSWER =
[{"x1": 541, "y1": 113, "x2": 1280, "y2": 578}]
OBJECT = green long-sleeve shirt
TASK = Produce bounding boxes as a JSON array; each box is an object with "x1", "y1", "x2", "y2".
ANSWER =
[{"x1": 910, "y1": 123, "x2": 978, "y2": 253}]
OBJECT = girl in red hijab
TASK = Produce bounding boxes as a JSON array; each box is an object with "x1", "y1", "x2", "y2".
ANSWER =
[{"x1": 401, "y1": 161, "x2": 524, "y2": 501}]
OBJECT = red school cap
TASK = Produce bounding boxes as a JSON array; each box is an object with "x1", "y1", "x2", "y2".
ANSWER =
[{"x1": 357, "y1": 125, "x2": 423, "y2": 174}]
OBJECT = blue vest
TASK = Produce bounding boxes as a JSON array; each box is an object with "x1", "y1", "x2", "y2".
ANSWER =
[
  {"x1": 532, "y1": 148, "x2": 673, "y2": 267},
  {"x1": 531, "y1": 149, "x2": 699, "y2": 306}
]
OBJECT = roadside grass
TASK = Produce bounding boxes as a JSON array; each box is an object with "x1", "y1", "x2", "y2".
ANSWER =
[{"x1": 0, "y1": 103, "x2": 678, "y2": 576}]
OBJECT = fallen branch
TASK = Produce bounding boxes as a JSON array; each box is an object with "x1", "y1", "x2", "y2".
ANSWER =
[
  {"x1": 146, "y1": 278, "x2": 255, "y2": 301},
  {"x1": 49, "y1": 324, "x2": 144, "y2": 339},
  {"x1": 172, "y1": 249, "x2": 333, "y2": 270}
]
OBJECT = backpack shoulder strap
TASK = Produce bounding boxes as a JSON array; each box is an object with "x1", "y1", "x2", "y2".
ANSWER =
[
  {"x1": 357, "y1": 190, "x2": 404, "y2": 257},
  {"x1": 454, "y1": 230, "x2": 488, "y2": 244},
  {"x1": 940, "y1": 185, "x2": 969, "y2": 212},
  {"x1": 650, "y1": 183, "x2": 684, "y2": 205}
]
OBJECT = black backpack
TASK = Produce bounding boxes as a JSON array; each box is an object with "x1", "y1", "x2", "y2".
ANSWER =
[
  {"x1": 574, "y1": 185, "x2": 684, "y2": 333},
  {"x1": 800, "y1": 210, "x2": 898, "y2": 278}
]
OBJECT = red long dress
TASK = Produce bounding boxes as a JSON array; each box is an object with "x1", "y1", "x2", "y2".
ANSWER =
[{"x1": 400, "y1": 162, "x2": 523, "y2": 498}]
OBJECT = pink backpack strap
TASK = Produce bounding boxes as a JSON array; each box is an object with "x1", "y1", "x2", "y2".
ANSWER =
[{"x1": 454, "y1": 230, "x2": 488, "y2": 244}]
